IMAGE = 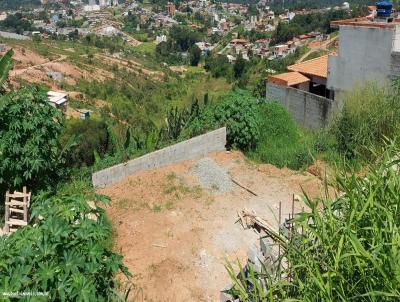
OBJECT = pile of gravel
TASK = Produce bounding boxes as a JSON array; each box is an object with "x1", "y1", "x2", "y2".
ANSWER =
[{"x1": 190, "y1": 158, "x2": 233, "y2": 193}]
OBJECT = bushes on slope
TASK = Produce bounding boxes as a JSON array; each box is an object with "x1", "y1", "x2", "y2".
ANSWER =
[
  {"x1": 182, "y1": 89, "x2": 261, "y2": 150},
  {"x1": 61, "y1": 119, "x2": 112, "y2": 167},
  {"x1": 248, "y1": 102, "x2": 314, "y2": 170},
  {"x1": 0, "y1": 193, "x2": 131, "y2": 301}
]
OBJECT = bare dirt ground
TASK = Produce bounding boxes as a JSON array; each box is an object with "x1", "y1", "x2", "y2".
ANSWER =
[{"x1": 99, "y1": 151, "x2": 330, "y2": 302}]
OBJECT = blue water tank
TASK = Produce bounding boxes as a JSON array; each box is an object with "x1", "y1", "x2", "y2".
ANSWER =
[{"x1": 376, "y1": 1, "x2": 393, "y2": 18}]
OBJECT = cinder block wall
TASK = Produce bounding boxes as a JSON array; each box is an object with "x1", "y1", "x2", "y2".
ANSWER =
[
  {"x1": 266, "y1": 83, "x2": 336, "y2": 129},
  {"x1": 390, "y1": 51, "x2": 400, "y2": 79},
  {"x1": 92, "y1": 127, "x2": 227, "y2": 188}
]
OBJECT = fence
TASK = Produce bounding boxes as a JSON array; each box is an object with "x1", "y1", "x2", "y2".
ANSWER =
[
  {"x1": 266, "y1": 83, "x2": 337, "y2": 129},
  {"x1": 92, "y1": 127, "x2": 227, "y2": 188}
]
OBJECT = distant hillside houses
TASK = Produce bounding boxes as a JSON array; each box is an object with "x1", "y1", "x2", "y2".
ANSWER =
[
  {"x1": 266, "y1": 15, "x2": 400, "y2": 129},
  {"x1": 224, "y1": 31, "x2": 329, "y2": 63}
]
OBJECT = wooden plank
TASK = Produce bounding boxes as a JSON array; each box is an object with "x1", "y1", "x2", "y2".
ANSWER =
[
  {"x1": 7, "y1": 192, "x2": 28, "y2": 198},
  {"x1": 6, "y1": 201, "x2": 26, "y2": 206},
  {"x1": 6, "y1": 219, "x2": 28, "y2": 226},
  {"x1": 9, "y1": 208, "x2": 24, "y2": 213},
  {"x1": 231, "y1": 178, "x2": 258, "y2": 196}
]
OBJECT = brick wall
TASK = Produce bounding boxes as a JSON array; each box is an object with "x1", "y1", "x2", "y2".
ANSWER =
[
  {"x1": 92, "y1": 127, "x2": 227, "y2": 188},
  {"x1": 266, "y1": 83, "x2": 337, "y2": 129}
]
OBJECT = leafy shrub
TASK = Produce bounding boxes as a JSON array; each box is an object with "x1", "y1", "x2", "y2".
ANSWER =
[
  {"x1": 0, "y1": 87, "x2": 68, "y2": 192},
  {"x1": 0, "y1": 194, "x2": 132, "y2": 301},
  {"x1": 183, "y1": 89, "x2": 260, "y2": 150},
  {"x1": 61, "y1": 119, "x2": 112, "y2": 167},
  {"x1": 331, "y1": 82, "x2": 400, "y2": 160},
  {"x1": 248, "y1": 102, "x2": 314, "y2": 169},
  {"x1": 227, "y1": 142, "x2": 400, "y2": 301}
]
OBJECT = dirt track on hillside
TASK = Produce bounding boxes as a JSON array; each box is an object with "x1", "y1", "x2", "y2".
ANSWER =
[{"x1": 99, "y1": 151, "x2": 331, "y2": 302}]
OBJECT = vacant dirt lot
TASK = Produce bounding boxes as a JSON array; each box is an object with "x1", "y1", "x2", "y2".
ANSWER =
[{"x1": 99, "y1": 151, "x2": 328, "y2": 302}]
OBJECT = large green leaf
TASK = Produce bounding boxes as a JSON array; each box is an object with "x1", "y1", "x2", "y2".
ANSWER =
[{"x1": 0, "y1": 49, "x2": 13, "y2": 88}]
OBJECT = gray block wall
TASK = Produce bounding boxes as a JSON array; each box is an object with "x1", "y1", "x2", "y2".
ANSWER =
[
  {"x1": 327, "y1": 26, "x2": 395, "y2": 92},
  {"x1": 266, "y1": 83, "x2": 336, "y2": 129},
  {"x1": 92, "y1": 127, "x2": 227, "y2": 188},
  {"x1": 390, "y1": 51, "x2": 400, "y2": 80}
]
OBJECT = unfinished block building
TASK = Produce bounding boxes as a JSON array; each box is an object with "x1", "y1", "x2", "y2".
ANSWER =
[{"x1": 266, "y1": 15, "x2": 400, "y2": 129}]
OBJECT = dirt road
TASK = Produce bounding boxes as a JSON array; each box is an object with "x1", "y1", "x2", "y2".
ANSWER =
[
  {"x1": 11, "y1": 54, "x2": 67, "y2": 76},
  {"x1": 297, "y1": 36, "x2": 338, "y2": 63}
]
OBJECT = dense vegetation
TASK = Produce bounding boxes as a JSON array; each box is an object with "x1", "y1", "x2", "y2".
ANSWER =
[
  {"x1": 155, "y1": 25, "x2": 202, "y2": 64},
  {"x1": 0, "y1": 87, "x2": 69, "y2": 195},
  {"x1": 0, "y1": 51, "x2": 132, "y2": 300},
  {"x1": 227, "y1": 142, "x2": 400, "y2": 301},
  {"x1": 0, "y1": 192, "x2": 132, "y2": 301},
  {"x1": 182, "y1": 89, "x2": 261, "y2": 150},
  {"x1": 224, "y1": 79, "x2": 400, "y2": 301},
  {"x1": 0, "y1": 0, "x2": 41, "y2": 10},
  {"x1": 247, "y1": 102, "x2": 313, "y2": 169},
  {"x1": 332, "y1": 82, "x2": 400, "y2": 161},
  {"x1": 0, "y1": 13, "x2": 37, "y2": 34}
]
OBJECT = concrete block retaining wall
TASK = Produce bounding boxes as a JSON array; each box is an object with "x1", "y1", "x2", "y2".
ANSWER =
[
  {"x1": 266, "y1": 83, "x2": 337, "y2": 129},
  {"x1": 390, "y1": 51, "x2": 400, "y2": 80},
  {"x1": 92, "y1": 127, "x2": 227, "y2": 188}
]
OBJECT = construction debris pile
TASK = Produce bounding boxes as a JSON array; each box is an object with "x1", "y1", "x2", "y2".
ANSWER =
[{"x1": 221, "y1": 205, "x2": 296, "y2": 302}]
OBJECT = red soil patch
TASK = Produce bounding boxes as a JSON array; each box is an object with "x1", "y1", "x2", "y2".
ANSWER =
[{"x1": 99, "y1": 151, "x2": 330, "y2": 301}]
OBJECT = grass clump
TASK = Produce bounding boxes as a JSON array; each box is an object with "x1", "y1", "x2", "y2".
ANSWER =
[
  {"x1": 331, "y1": 82, "x2": 400, "y2": 161},
  {"x1": 248, "y1": 102, "x2": 314, "y2": 170}
]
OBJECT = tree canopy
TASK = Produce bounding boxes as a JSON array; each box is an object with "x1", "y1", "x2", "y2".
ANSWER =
[{"x1": 0, "y1": 87, "x2": 67, "y2": 193}]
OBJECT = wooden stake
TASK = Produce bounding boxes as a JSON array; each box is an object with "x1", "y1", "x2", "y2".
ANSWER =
[
  {"x1": 278, "y1": 201, "x2": 281, "y2": 262},
  {"x1": 4, "y1": 191, "x2": 9, "y2": 234}
]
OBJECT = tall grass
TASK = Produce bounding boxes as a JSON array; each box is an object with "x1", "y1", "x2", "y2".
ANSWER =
[
  {"x1": 248, "y1": 102, "x2": 314, "y2": 170},
  {"x1": 227, "y1": 142, "x2": 400, "y2": 301},
  {"x1": 331, "y1": 82, "x2": 400, "y2": 161}
]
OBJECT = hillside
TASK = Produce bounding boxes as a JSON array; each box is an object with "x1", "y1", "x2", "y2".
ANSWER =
[
  {"x1": 5, "y1": 39, "x2": 231, "y2": 130},
  {"x1": 0, "y1": 0, "x2": 41, "y2": 10}
]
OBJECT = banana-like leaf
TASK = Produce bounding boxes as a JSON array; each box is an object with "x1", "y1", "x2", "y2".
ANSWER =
[{"x1": 0, "y1": 49, "x2": 13, "y2": 88}]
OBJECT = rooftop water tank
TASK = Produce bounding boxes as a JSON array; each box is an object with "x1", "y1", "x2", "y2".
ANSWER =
[{"x1": 376, "y1": 1, "x2": 393, "y2": 18}]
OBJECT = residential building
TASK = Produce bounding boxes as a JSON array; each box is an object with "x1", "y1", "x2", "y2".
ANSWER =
[
  {"x1": 156, "y1": 35, "x2": 167, "y2": 44},
  {"x1": 266, "y1": 13, "x2": 400, "y2": 129},
  {"x1": 166, "y1": 2, "x2": 176, "y2": 16},
  {"x1": 268, "y1": 55, "x2": 330, "y2": 97},
  {"x1": 327, "y1": 17, "x2": 400, "y2": 97}
]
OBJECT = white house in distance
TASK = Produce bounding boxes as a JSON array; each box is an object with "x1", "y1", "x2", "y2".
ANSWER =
[{"x1": 47, "y1": 91, "x2": 68, "y2": 112}]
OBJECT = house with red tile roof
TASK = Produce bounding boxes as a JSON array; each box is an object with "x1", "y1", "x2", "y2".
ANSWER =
[{"x1": 266, "y1": 15, "x2": 400, "y2": 129}]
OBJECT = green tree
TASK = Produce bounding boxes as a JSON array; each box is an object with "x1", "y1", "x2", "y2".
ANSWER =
[
  {"x1": 233, "y1": 55, "x2": 247, "y2": 79},
  {"x1": 61, "y1": 119, "x2": 111, "y2": 167},
  {"x1": 0, "y1": 87, "x2": 68, "y2": 192},
  {"x1": 183, "y1": 89, "x2": 260, "y2": 150},
  {"x1": 189, "y1": 45, "x2": 201, "y2": 66}
]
